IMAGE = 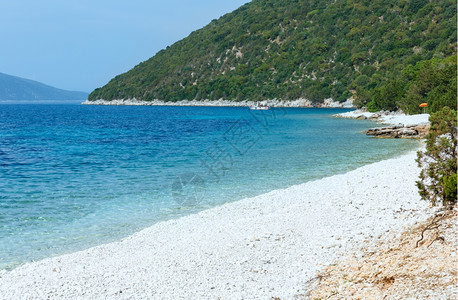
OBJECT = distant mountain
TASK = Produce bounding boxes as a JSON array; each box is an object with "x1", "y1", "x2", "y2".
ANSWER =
[
  {"x1": 0, "y1": 73, "x2": 88, "y2": 101},
  {"x1": 88, "y1": 0, "x2": 456, "y2": 113}
]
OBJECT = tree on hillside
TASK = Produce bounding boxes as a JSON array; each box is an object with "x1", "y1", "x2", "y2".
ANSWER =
[
  {"x1": 364, "y1": 56, "x2": 457, "y2": 114},
  {"x1": 416, "y1": 107, "x2": 457, "y2": 206}
]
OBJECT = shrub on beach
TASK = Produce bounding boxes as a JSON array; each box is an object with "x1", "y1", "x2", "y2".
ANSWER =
[{"x1": 416, "y1": 106, "x2": 457, "y2": 206}]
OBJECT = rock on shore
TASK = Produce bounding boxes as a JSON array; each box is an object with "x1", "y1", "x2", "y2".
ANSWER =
[
  {"x1": 364, "y1": 124, "x2": 430, "y2": 139},
  {"x1": 335, "y1": 109, "x2": 431, "y2": 139}
]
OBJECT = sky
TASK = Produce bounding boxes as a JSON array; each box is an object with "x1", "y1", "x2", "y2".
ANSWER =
[{"x1": 0, "y1": 0, "x2": 250, "y2": 92}]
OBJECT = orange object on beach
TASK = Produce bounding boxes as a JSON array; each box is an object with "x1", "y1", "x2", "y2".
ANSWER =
[{"x1": 419, "y1": 103, "x2": 428, "y2": 107}]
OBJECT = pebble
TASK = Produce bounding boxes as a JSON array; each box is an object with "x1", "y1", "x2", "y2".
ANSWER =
[{"x1": 0, "y1": 151, "x2": 430, "y2": 299}]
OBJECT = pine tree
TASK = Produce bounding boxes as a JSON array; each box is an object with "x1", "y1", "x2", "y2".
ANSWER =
[{"x1": 416, "y1": 107, "x2": 457, "y2": 206}]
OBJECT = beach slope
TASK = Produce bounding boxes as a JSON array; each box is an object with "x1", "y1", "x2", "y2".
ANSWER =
[{"x1": 0, "y1": 152, "x2": 430, "y2": 299}]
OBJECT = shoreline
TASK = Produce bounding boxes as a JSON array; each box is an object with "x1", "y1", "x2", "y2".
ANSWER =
[
  {"x1": 334, "y1": 109, "x2": 431, "y2": 139},
  {"x1": 81, "y1": 98, "x2": 355, "y2": 108},
  {"x1": 0, "y1": 151, "x2": 432, "y2": 299},
  {"x1": 334, "y1": 109, "x2": 430, "y2": 127}
]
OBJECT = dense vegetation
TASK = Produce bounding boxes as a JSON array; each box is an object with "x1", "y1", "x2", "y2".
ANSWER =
[
  {"x1": 89, "y1": 0, "x2": 456, "y2": 113},
  {"x1": 356, "y1": 55, "x2": 457, "y2": 113},
  {"x1": 417, "y1": 107, "x2": 457, "y2": 206}
]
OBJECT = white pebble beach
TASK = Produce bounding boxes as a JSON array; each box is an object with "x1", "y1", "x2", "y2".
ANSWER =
[{"x1": 0, "y1": 149, "x2": 432, "y2": 299}]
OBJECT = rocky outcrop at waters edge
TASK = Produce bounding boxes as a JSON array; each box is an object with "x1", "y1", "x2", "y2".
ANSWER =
[
  {"x1": 334, "y1": 109, "x2": 431, "y2": 139},
  {"x1": 364, "y1": 124, "x2": 430, "y2": 139}
]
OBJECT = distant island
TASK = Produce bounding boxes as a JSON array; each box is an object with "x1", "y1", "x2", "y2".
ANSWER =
[
  {"x1": 88, "y1": 0, "x2": 456, "y2": 115},
  {"x1": 0, "y1": 72, "x2": 88, "y2": 101}
]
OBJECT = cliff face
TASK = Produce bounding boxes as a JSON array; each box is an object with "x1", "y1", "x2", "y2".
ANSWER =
[{"x1": 89, "y1": 0, "x2": 456, "y2": 104}]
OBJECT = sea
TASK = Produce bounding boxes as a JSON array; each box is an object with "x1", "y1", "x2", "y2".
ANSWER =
[{"x1": 0, "y1": 104, "x2": 420, "y2": 269}]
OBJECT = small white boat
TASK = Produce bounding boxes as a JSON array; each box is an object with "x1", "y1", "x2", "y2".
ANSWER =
[{"x1": 249, "y1": 102, "x2": 270, "y2": 110}]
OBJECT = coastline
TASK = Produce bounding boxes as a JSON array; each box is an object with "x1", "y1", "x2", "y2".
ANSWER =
[
  {"x1": 334, "y1": 109, "x2": 430, "y2": 126},
  {"x1": 0, "y1": 150, "x2": 432, "y2": 299},
  {"x1": 334, "y1": 109, "x2": 431, "y2": 139},
  {"x1": 81, "y1": 98, "x2": 355, "y2": 108}
]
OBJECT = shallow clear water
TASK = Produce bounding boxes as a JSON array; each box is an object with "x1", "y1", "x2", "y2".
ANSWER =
[{"x1": 0, "y1": 105, "x2": 419, "y2": 269}]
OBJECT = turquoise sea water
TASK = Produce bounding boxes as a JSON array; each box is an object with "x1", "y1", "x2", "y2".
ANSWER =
[{"x1": 0, "y1": 105, "x2": 419, "y2": 269}]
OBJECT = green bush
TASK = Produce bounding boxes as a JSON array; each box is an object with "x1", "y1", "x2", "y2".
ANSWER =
[
  {"x1": 416, "y1": 107, "x2": 457, "y2": 206},
  {"x1": 443, "y1": 174, "x2": 457, "y2": 201}
]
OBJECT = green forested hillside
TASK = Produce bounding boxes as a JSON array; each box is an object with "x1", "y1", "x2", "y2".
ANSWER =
[{"x1": 89, "y1": 0, "x2": 456, "y2": 113}]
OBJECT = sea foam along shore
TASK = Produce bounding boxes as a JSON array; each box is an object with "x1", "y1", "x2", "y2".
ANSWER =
[
  {"x1": 0, "y1": 151, "x2": 431, "y2": 299},
  {"x1": 82, "y1": 98, "x2": 355, "y2": 108}
]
